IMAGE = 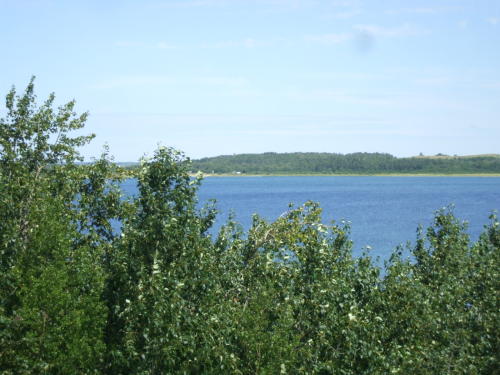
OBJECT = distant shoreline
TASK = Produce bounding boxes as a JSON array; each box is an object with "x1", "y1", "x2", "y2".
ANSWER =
[
  {"x1": 194, "y1": 173, "x2": 500, "y2": 178},
  {"x1": 188, "y1": 152, "x2": 500, "y2": 176}
]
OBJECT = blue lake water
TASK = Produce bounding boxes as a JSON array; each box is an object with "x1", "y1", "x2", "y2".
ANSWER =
[{"x1": 121, "y1": 176, "x2": 500, "y2": 260}]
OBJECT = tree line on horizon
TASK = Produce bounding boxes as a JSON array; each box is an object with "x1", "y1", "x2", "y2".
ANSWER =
[
  {"x1": 1, "y1": 79, "x2": 499, "y2": 374},
  {"x1": 189, "y1": 152, "x2": 500, "y2": 174}
]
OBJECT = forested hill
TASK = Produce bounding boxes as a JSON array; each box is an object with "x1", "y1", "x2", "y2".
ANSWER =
[{"x1": 190, "y1": 152, "x2": 500, "y2": 174}]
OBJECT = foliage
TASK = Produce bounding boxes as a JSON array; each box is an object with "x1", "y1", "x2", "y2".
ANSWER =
[
  {"x1": 0, "y1": 77, "x2": 109, "y2": 373},
  {"x1": 189, "y1": 152, "x2": 500, "y2": 175},
  {"x1": 1, "y1": 79, "x2": 499, "y2": 374}
]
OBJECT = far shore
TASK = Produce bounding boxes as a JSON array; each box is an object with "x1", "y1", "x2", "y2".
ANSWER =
[{"x1": 191, "y1": 173, "x2": 500, "y2": 178}]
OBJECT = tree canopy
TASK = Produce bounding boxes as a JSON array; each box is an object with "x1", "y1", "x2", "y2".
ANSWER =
[{"x1": 190, "y1": 152, "x2": 500, "y2": 175}]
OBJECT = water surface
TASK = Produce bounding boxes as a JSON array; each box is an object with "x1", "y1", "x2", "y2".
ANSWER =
[{"x1": 122, "y1": 176, "x2": 500, "y2": 260}]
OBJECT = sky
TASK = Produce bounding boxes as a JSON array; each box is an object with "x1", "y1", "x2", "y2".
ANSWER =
[{"x1": 1, "y1": 0, "x2": 499, "y2": 161}]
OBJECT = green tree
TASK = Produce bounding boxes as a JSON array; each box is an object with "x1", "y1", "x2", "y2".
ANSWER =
[
  {"x1": 102, "y1": 148, "x2": 220, "y2": 374},
  {"x1": 0, "y1": 78, "x2": 119, "y2": 373}
]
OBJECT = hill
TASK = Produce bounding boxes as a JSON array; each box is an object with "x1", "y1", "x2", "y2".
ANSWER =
[{"x1": 190, "y1": 152, "x2": 500, "y2": 175}]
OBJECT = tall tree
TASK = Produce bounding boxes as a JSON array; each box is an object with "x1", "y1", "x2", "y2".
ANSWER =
[{"x1": 0, "y1": 78, "x2": 117, "y2": 373}]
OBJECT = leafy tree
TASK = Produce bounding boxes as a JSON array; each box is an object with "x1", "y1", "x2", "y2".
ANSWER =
[
  {"x1": 102, "y1": 148, "x2": 220, "y2": 374},
  {"x1": 0, "y1": 78, "x2": 119, "y2": 373}
]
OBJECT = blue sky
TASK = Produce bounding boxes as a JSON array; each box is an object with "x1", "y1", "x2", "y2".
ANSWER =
[{"x1": 1, "y1": 0, "x2": 499, "y2": 161}]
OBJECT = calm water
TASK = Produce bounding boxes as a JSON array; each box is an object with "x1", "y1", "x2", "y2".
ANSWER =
[{"x1": 121, "y1": 176, "x2": 500, "y2": 260}]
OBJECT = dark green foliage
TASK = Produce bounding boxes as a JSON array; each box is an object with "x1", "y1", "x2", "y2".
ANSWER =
[
  {"x1": 190, "y1": 152, "x2": 500, "y2": 174},
  {"x1": 0, "y1": 78, "x2": 108, "y2": 373},
  {"x1": 1, "y1": 80, "x2": 499, "y2": 374}
]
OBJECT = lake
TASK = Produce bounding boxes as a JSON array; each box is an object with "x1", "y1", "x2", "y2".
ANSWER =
[{"x1": 121, "y1": 176, "x2": 500, "y2": 261}]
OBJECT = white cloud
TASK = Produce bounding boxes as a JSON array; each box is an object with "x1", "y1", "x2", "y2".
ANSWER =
[
  {"x1": 152, "y1": 0, "x2": 228, "y2": 8},
  {"x1": 115, "y1": 41, "x2": 177, "y2": 49},
  {"x1": 201, "y1": 37, "x2": 280, "y2": 49},
  {"x1": 304, "y1": 24, "x2": 428, "y2": 48},
  {"x1": 303, "y1": 89, "x2": 397, "y2": 106},
  {"x1": 487, "y1": 17, "x2": 499, "y2": 25},
  {"x1": 151, "y1": 0, "x2": 318, "y2": 10},
  {"x1": 353, "y1": 24, "x2": 430, "y2": 38},
  {"x1": 90, "y1": 76, "x2": 175, "y2": 90},
  {"x1": 329, "y1": 0, "x2": 360, "y2": 6},
  {"x1": 90, "y1": 75, "x2": 249, "y2": 90},
  {"x1": 328, "y1": 9, "x2": 361, "y2": 19},
  {"x1": 156, "y1": 42, "x2": 176, "y2": 49},
  {"x1": 385, "y1": 7, "x2": 438, "y2": 15},
  {"x1": 115, "y1": 41, "x2": 143, "y2": 48},
  {"x1": 415, "y1": 77, "x2": 452, "y2": 86},
  {"x1": 481, "y1": 81, "x2": 500, "y2": 89},
  {"x1": 384, "y1": 6, "x2": 461, "y2": 15},
  {"x1": 195, "y1": 76, "x2": 249, "y2": 85},
  {"x1": 304, "y1": 33, "x2": 352, "y2": 44}
]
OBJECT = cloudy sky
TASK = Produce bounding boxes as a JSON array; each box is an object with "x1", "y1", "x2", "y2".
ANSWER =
[{"x1": 1, "y1": 0, "x2": 499, "y2": 161}]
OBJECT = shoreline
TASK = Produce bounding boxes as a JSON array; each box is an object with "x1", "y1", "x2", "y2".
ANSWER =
[{"x1": 193, "y1": 173, "x2": 500, "y2": 178}]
